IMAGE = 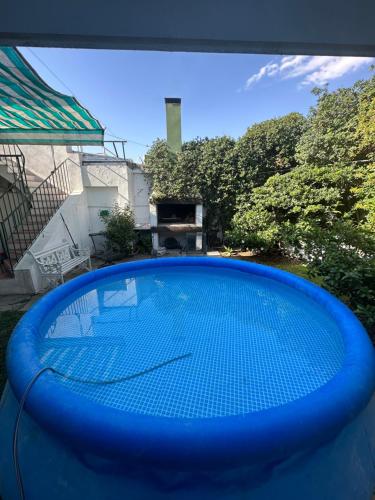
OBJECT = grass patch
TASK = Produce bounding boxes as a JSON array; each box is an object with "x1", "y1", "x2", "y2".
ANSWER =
[
  {"x1": 0, "y1": 310, "x2": 24, "y2": 394},
  {"x1": 225, "y1": 252, "x2": 322, "y2": 285}
]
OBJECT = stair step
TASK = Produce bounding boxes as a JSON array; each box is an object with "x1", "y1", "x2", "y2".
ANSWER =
[
  {"x1": 31, "y1": 197, "x2": 65, "y2": 204},
  {"x1": 28, "y1": 180, "x2": 65, "y2": 190},
  {"x1": 25, "y1": 170, "x2": 44, "y2": 180},
  {"x1": 29, "y1": 205, "x2": 58, "y2": 213},
  {"x1": 7, "y1": 242, "x2": 28, "y2": 251},
  {"x1": 17, "y1": 226, "x2": 48, "y2": 236},
  {"x1": 28, "y1": 182, "x2": 46, "y2": 189},
  {"x1": 24, "y1": 211, "x2": 51, "y2": 220},
  {"x1": 14, "y1": 226, "x2": 45, "y2": 234},
  {"x1": 8, "y1": 252, "x2": 25, "y2": 262},
  {"x1": 31, "y1": 196, "x2": 66, "y2": 205},
  {"x1": 11, "y1": 235, "x2": 38, "y2": 243},
  {"x1": 25, "y1": 173, "x2": 43, "y2": 181},
  {"x1": 29, "y1": 205, "x2": 57, "y2": 212},
  {"x1": 11, "y1": 227, "x2": 40, "y2": 236},
  {"x1": 1, "y1": 167, "x2": 71, "y2": 265}
]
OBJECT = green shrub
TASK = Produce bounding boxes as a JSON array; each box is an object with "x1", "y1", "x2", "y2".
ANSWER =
[
  {"x1": 225, "y1": 208, "x2": 280, "y2": 253},
  {"x1": 134, "y1": 230, "x2": 152, "y2": 254},
  {"x1": 225, "y1": 164, "x2": 361, "y2": 252},
  {"x1": 305, "y1": 223, "x2": 375, "y2": 334},
  {"x1": 100, "y1": 205, "x2": 135, "y2": 256}
]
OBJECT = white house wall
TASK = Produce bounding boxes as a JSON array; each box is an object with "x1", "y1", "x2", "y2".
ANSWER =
[
  {"x1": 131, "y1": 169, "x2": 151, "y2": 228},
  {"x1": 20, "y1": 145, "x2": 81, "y2": 183},
  {"x1": 85, "y1": 186, "x2": 119, "y2": 233},
  {"x1": 82, "y1": 161, "x2": 151, "y2": 230}
]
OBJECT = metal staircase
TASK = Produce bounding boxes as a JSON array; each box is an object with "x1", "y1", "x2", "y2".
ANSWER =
[{"x1": 0, "y1": 146, "x2": 72, "y2": 275}]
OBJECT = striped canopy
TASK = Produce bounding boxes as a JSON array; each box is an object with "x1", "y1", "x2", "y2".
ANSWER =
[{"x1": 0, "y1": 47, "x2": 104, "y2": 145}]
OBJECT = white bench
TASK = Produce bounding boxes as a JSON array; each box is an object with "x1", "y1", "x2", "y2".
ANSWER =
[{"x1": 28, "y1": 243, "x2": 91, "y2": 286}]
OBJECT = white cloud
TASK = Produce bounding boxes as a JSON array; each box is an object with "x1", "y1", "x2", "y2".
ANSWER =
[
  {"x1": 244, "y1": 55, "x2": 373, "y2": 89},
  {"x1": 245, "y1": 62, "x2": 279, "y2": 89}
]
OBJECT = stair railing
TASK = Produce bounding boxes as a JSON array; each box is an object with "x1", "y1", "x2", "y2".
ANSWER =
[{"x1": 0, "y1": 157, "x2": 72, "y2": 275}]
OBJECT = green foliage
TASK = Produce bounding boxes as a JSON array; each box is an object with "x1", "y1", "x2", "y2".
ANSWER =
[
  {"x1": 351, "y1": 163, "x2": 375, "y2": 232},
  {"x1": 235, "y1": 112, "x2": 306, "y2": 191},
  {"x1": 144, "y1": 115, "x2": 305, "y2": 236},
  {"x1": 179, "y1": 137, "x2": 208, "y2": 198},
  {"x1": 296, "y1": 74, "x2": 375, "y2": 166},
  {"x1": 144, "y1": 139, "x2": 201, "y2": 201},
  {"x1": 100, "y1": 204, "x2": 135, "y2": 256},
  {"x1": 197, "y1": 136, "x2": 239, "y2": 232},
  {"x1": 226, "y1": 164, "x2": 362, "y2": 251},
  {"x1": 226, "y1": 207, "x2": 279, "y2": 253},
  {"x1": 296, "y1": 86, "x2": 359, "y2": 166},
  {"x1": 134, "y1": 230, "x2": 152, "y2": 254},
  {"x1": 304, "y1": 223, "x2": 375, "y2": 333},
  {"x1": 354, "y1": 75, "x2": 375, "y2": 161}
]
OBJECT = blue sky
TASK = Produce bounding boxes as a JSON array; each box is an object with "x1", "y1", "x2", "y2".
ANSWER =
[{"x1": 20, "y1": 48, "x2": 374, "y2": 161}]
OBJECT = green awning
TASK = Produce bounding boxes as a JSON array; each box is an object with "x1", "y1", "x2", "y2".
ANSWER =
[{"x1": 0, "y1": 47, "x2": 104, "y2": 145}]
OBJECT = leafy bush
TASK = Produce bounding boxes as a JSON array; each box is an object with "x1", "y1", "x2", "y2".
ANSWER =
[
  {"x1": 351, "y1": 163, "x2": 375, "y2": 232},
  {"x1": 225, "y1": 208, "x2": 279, "y2": 253},
  {"x1": 134, "y1": 230, "x2": 152, "y2": 254},
  {"x1": 304, "y1": 223, "x2": 375, "y2": 334},
  {"x1": 100, "y1": 205, "x2": 135, "y2": 256},
  {"x1": 225, "y1": 164, "x2": 362, "y2": 252}
]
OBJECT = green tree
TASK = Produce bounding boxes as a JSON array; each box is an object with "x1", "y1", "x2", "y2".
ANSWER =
[
  {"x1": 235, "y1": 112, "x2": 306, "y2": 191},
  {"x1": 351, "y1": 163, "x2": 375, "y2": 232},
  {"x1": 296, "y1": 74, "x2": 375, "y2": 166},
  {"x1": 198, "y1": 136, "x2": 238, "y2": 234},
  {"x1": 354, "y1": 74, "x2": 375, "y2": 161},
  {"x1": 179, "y1": 137, "x2": 208, "y2": 199},
  {"x1": 144, "y1": 139, "x2": 196, "y2": 201}
]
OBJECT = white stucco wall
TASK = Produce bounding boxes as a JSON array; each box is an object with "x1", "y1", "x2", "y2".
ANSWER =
[
  {"x1": 82, "y1": 160, "x2": 130, "y2": 236},
  {"x1": 82, "y1": 161, "x2": 151, "y2": 231},
  {"x1": 20, "y1": 145, "x2": 81, "y2": 180},
  {"x1": 85, "y1": 186, "x2": 119, "y2": 233},
  {"x1": 149, "y1": 203, "x2": 157, "y2": 227},
  {"x1": 131, "y1": 168, "x2": 151, "y2": 228},
  {"x1": 196, "y1": 204, "x2": 203, "y2": 226}
]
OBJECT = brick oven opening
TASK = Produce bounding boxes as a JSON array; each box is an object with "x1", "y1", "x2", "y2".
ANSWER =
[{"x1": 157, "y1": 203, "x2": 195, "y2": 225}]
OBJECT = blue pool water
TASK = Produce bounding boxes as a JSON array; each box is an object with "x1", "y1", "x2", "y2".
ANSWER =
[{"x1": 38, "y1": 266, "x2": 345, "y2": 418}]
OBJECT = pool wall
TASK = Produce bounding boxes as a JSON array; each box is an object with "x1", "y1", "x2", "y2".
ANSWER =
[
  {"x1": 1, "y1": 257, "x2": 375, "y2": 499},
  {"x1": 1, "y1": 385, "x2": 375, "y2": 499}
]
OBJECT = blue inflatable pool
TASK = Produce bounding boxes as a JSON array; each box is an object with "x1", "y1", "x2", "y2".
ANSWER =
[{"x1": 1, "y1": 257, "x2": 375, "y2": 499}]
